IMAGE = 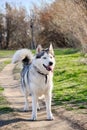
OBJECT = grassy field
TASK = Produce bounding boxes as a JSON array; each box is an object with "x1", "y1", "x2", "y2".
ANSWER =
[
  {"x1": 0, "y1": 49, "x2": 87, "y2": 111},
  {"x1": 53, "y1": 49, "x2": 87, "y2": 110},
  {"x1": 0, "y1": 50, "x2": 15, "y2": 58}
]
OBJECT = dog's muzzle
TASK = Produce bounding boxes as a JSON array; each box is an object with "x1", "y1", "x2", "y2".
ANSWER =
[{"x1": 43, "y1": 64, "x2": 53, "y2": 72}]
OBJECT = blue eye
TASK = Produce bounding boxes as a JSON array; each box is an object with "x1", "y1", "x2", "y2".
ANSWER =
[
  {"x1": 50, "y1": 56, "x2": 52, "y2": 59},
  {"x1": 43, "y1": 57, "x2": 46, "y2": 59}
]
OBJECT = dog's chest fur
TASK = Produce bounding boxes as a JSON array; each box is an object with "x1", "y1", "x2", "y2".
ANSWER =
[{"x1": 25, "y1": 65, "x2": 53, "y2": 96}]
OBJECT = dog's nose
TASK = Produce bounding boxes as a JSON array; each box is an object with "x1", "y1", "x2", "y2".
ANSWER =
[{"x1": 49, "y1": 62, "x2": 53, "y2": 66}]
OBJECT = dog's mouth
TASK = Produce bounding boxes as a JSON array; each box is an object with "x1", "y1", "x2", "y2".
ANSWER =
[{"x1": 43, "y1": 64, "x2": 53, "y2": 72}]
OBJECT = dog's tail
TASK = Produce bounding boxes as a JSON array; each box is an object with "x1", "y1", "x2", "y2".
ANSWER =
[{"x1": 12, "y1": 49, "x2": 33, "y2": 65}]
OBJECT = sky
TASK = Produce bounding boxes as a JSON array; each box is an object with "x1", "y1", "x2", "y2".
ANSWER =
[{"x1": 0, "y1": 0, "x2": 55, "y2": 12}]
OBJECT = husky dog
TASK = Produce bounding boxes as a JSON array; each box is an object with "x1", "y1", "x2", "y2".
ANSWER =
[{"x1": 12, "y1": 44, "x2": 55, "y2": 120}]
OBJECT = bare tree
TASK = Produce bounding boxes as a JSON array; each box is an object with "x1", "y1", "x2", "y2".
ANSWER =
[
  {"x1": 0, "y1": 13, "x2": 3, "y2": 49},
  {"x1": 33, "y1": 0, "x2": 87, "y2": 50},
  {"x1": 4, "y1": 3, "x2": 31, "y2": 49},
  {"x1": 5, "y1": 2, "x2": 12, "y2": 48},
  {"x1": 0, "y1": 0, "x2": 87, "y2": 51}
]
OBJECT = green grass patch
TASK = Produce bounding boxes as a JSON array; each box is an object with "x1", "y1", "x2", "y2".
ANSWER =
[
  {"x1": 0, "y1": 59, "x2": 11, "y2": 72},
  {"x1": 0, "y1": 50, "x2": 15, "y2": 58},
  {"x1": 0, "y1": 86, "x2": 14, "y2": 114},
  {"x1": 53, "y1": 48, "x2": 87, "y2": 110},
  {"x1": 0, "y1": 87, "x2": 4, "y2": 92},
  {"x1": 0, "y1": 107, "x2": 13, "y2": 114},
  {"x1": 54, "y1": 48, "x2": 79, "y2": 55}
]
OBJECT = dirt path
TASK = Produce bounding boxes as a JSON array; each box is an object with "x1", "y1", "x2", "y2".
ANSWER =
[
  {"x1": 0, "y1": 58, "x2": 11, "y2": 62},
  {"x1": 0, "y1": 63, "x2": 86, "y2": 130}
]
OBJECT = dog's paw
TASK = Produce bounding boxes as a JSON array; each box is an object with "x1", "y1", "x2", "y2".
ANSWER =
[
  {"x1": 23, "y1": 107, "x2": 29, "y2": 112},
  {"x1": 31, "y1": 115, "x2": 37, "y2": 121},
  {"x1": 37, "y1": 107, "x2": 40, "y2": 111},
  {"x1": 47, "y1": 115, "x2": 54, "y2": 121},
  {"x1": 23, "y1": 109, "x2": 29, "y2": 112},
  {"x1": 37, "y1": 108, "x2": 40, "y2": 111},
  {"x1": 30, "y1": 117, "x2": 37, "y2": 121},
  {"x1": 37, "y1": 102, "x2": 40, "y2": 111}
]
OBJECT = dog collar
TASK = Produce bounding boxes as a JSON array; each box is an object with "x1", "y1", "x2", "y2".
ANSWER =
[
  {"x1": 33, "y1": 65, "x2": 48, "y2": 84},
  {"x1": 37, "y1": 71, "x2": 48, "y2": 84}
]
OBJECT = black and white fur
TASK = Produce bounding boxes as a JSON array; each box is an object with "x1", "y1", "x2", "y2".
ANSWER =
[{"x1": 12, "y1": 44, "x2": 55, "y2": 120}]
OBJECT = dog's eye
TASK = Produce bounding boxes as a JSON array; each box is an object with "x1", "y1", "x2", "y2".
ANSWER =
[
  {"x1": 50, "y1": 56, "x2": 53, "y2": 59},
  {"x1": 43, "y1": 57, "x2": 46, "y2": 59}
]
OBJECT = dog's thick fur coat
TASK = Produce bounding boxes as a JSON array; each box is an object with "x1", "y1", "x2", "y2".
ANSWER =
[{"x1": 12, "y1": 44, "x2": 55, "y2": 120}]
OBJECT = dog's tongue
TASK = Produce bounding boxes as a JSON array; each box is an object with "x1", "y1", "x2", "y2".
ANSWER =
[{"x1": 47, "y1": 66, "x2": 53, "y2": 72}]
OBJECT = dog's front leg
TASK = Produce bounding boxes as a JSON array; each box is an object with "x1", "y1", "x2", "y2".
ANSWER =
[
  {"x1": 24, "y1": 93, "x2": 29, "y2": 112},
  {"x1": 45, "y1": 93, "x2": 54, "y2": 120},
  {"x1": 31, "y1": 95, "x2": 37, "y2": 121}
]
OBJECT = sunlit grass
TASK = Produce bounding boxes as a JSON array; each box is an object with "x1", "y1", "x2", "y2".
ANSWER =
[
  {"x1": 53, "y1": 49, "x2": 87, "y2": 110},
  {"x1": 0, "y1": 50, "x2": 15, "y2": 58},
  {"x1": 0, "y1": 60, "x2": 11, "y2": 72},
  {"x1": 0, "y1": 86, "x2": 13, "y2": 113}
]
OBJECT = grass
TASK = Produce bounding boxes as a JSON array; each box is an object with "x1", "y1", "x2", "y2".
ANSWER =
[
  {"x1": 53, "y1": 48, "x2": 87, "y2": 110},
  {"x1": 0, "y1": 86, "x2": 13, "y2": 114},
  {"x1": 0, "y1": 50, "x2": 13, "y2": 72},
  {"x1": 0, "y1": 60, "x2": 11, "y2": 72},
  {"x1": 0, "y1": 48, "x2": 87, "y2": 112},
  {"x1": 0, "y1": 50, "x2": 15, "y2": 58}
]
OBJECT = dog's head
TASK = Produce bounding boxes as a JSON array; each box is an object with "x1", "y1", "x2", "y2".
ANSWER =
[{"x1": 33, "y1": 44, "x2": 55, "y2": 74}]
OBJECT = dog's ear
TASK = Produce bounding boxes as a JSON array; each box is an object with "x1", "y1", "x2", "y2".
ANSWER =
[
  {"x1": 36, "y1": 45, "x2": 42, "y2": 53},
  {"x1": 49, "y1": 44, "x2": 54, "y2": 55}
]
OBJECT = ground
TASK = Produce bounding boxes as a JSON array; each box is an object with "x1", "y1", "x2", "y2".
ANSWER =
[{"x1": 0, "y1": 59, "x2": 87, "y2": 130}]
